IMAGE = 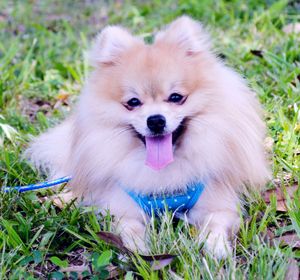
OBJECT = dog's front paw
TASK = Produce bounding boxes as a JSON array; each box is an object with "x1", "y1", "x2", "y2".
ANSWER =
[
  {"x1": 119, "y1": 219, "x2": 149, "y2": 254},
  {"x1": 122, "y1": 234, "x2": 148, "y2": 254},
  {"x1": 204, "y1": 231, "x2": 232, "y2": 259}
]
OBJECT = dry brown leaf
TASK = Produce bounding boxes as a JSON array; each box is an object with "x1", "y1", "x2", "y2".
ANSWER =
[
  {"x1": 54, "y1": 91, "x2": 71, "y2": 110},
  {"x1": 266, "y1": 228, "x2": 275, "y2": 240},
  {"x1": 141, "y1": 254, "x2": 176, "y2": 270},
  {"x1": 262, "y1": 184, "x2": 298, "y2": 212},
  {"x1": 263, "y1": 185, "x2": 298, "y2": 202},
  {"x1": 272, "y1": 233, "x2": 300, "y2": 249},
  {"x1": 106, "y1": 265, "x2": 122, "y2": 279},
  {"x1": 61, "y1": 264, "x2": 121, "y2": 279},
  {"x1": 276, "y1": 200, "x2": 288, "y2": 212},
  {"x1": 56, "y1": 90, "x2": 70, "y2": 102},
  {"x1": 0, "y1": 13, "x2": 8, "y2": 22},
  {"x1": 20, "y1": 97, "x2": 53, "y2": 122},
  {"x1": 61, "y1": 265, "x2": 88, "y2": 273},
  {"x1": 51, "y1": 192, "x2": 74, "y2": 208},
  {"x1": 264, "y1": 137, "x2": 274, "y2": 152},
  {"x1": 284, "y1": 258, "x2": 299, "y2": 280},
  {"x1": 97, "y1": 231, "x2": 130, "y2": 254},
  {"x1": 38, "y1": 192, "x2": 74, "y2": 209}
]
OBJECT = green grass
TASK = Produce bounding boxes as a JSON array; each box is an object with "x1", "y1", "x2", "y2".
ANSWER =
[{"x1": 0, "y1": 0, "x2": 299, "y2": 279}]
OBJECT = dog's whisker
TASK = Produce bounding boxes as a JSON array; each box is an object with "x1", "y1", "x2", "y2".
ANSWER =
[{"x1": 105, "y1": 126, "x2": 135, "y2": 142}]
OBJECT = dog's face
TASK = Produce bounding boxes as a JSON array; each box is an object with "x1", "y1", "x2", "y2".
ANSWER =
[
  {"x1": 88, "y1": 17, "x2": 216, "y2": 170},
  {"x1": 118, "y1": 49, "x2": 190, "y2": 141}
]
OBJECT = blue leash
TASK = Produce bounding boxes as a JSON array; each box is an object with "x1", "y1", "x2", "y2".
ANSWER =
[{"x1": 3, "y1": 176, "x2": 72, "y2": 193}]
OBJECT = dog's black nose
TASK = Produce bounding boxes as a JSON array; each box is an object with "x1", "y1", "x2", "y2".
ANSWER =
[{"x1": 147, "y1": 115, "x2": 166, "y2": 134}]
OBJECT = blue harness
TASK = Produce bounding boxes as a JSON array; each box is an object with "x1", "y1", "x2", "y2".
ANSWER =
[
  {"x1": 3, "y1": 177, "x2": 205, "y2": 215},
  {"x1": 125, "y1": 181, "x2": 205, "y2": 215}
]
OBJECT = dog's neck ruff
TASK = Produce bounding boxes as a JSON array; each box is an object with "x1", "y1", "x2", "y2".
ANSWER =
[{"x1": 125, "y1": 182, "x2": 205, "y2": 216}]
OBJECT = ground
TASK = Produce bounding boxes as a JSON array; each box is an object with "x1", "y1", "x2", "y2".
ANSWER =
[{"x1": 0, "y1": 0, "x2": 299, "y2": 279}]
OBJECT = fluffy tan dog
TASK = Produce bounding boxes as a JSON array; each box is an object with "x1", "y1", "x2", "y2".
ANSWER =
[{"x1": 26, "y1": 16, "x2": 270, "y2": 257}]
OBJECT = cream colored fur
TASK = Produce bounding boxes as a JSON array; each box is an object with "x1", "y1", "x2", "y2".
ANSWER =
[{"x1": 26, "y1": 16, "x2": 270, "y2": 258}]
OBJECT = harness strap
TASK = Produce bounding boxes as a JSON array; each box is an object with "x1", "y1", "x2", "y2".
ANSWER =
[{"x1": 125, "y1": 181, "x2": 205, "y2": 215}]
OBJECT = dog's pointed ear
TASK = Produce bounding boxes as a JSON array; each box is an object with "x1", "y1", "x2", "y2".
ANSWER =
[
  {"x1": 89, "y1": 26, "x2": 142, "y2": 67},
  {"x1": 155, "y1": 16, "x2": 211, "y2": 56}
]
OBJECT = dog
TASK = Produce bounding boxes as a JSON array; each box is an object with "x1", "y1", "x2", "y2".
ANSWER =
[{"x1": 26, "y1": 16, "x2": 270, "y2": 258}]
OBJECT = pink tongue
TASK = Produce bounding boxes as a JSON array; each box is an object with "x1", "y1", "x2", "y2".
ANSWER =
[{"x1": 145, "y1": 133, "x2": 174, "y2": 170}]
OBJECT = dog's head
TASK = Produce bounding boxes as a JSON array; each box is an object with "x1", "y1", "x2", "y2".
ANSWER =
[{"x1": 87, "y1": 16, "x2": 220, "y2": 171}]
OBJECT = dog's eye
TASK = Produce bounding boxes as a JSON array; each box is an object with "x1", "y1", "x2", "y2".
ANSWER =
[
  {"x1": 126, "y1": 98, "x2": 142, "y2": 108},
  {"x1": 168, "y1": 93, "x2": 184, "y2": 103}
]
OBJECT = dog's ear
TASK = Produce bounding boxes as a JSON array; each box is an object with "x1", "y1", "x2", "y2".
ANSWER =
[
  {"x1": 89, "y1": 26, "x2": 142, "y2": 67},
  {"x1": 155, "y1": 16, "x2": 211, "y2": 56}
]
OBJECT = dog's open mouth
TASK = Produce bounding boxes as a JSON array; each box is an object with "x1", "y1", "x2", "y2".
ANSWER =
[
  {"x1": 133, "y1": 118, "x2": 187, "y2": 170},
  {"x1": 135, "y1": 120, "x2": 186, "y2": 146}
]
